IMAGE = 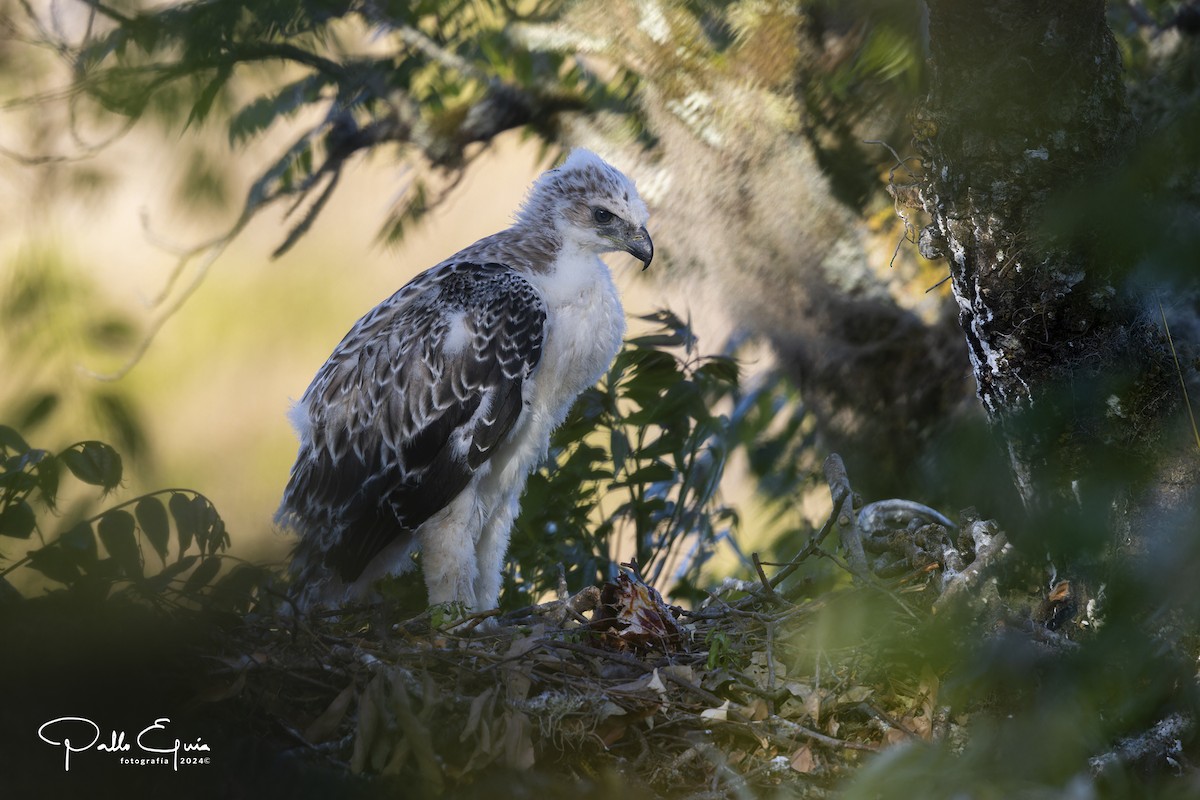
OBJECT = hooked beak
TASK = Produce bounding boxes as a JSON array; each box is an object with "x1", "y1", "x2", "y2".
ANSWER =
[{"x1": 622, "y1": 226, "x2": 654, "y2": 270}]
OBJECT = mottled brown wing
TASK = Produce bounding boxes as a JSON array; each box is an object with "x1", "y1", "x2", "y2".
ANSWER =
[{"x1": 279, "y1": 262, "x2": 546, "y2": 582}]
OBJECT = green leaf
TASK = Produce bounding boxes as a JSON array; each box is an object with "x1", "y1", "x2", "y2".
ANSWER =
[
  {"x1": 93, "y1": 392, "x2": 148, "y2": 462},
  {"x1": 617, "y1": 462, "x2": 676, "y2": 487},
  {"x1": 141, "y1": 555, "x2": 198, "y2": 593},
  {"x1": 169, "y1": 492, "x2": 197, "y2": 558},
  {"x1": 27, "y1": 546, "x2": 82, "y2": 585},
  {"x1": 60, "y1": 521, "x2": 99, "y2": 566},
  {"x1": 609, "y1": 429, "x2": 630, "y2": 477},
  {"x1": 14, "y1": 391, "x2": 59, "y2": 430},
  {"x1": 36, "y1": 457, "x2": 61, "y2": 510},
  {"x1": 98, "y1": 510, "x2": 142, "y2": 580},
  {"x1": 697, "y1": 357, "x2": 740, "y2": 387},
  {"x1": 60, "y1": 441, "x2": 123, "y2": 489},
  {"x1": 191, "y1": 496, "x2": 215, "y2": 554},
  {"x1": 0, "y1": 464, "x2": 39, "y2": 498},
  {"x1": 136, "y1": 497, "x2": 171, "y2": 565},
  {"x1": 0, "y1": 502, "x2": 35, "y2": 539},
  {"x1": 228, "y1": 74, "x2": 331, "y2": 145},
  {"x1": 184, "y1": 65, "x2": 231, "y2": 130},
  {"x1": 183, "y1": 556, "x2": 221, "y2": 594},
  {"x1": 0, "y1": 425, "x2": 30, "y2": 455},
  {"x1": 208, "y1": 564, "x2": 266, "y2": 612},
  {"x1": 635, "y1": 309, "x2": 697, "y2": 350},
  {"x1": 185, "y1": 495, "x2": 228, "y2": 555},
  {"x1": 207, "y1": 515, "x2": 230, "y2": 554},
  {"x1": 627, "y1": 333, "x2": 686, "y2": 348}
]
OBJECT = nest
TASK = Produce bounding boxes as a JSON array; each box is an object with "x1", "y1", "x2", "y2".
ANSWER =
[{"x1": 197, "y1": 455, "x2": 1031, "y2": 798}]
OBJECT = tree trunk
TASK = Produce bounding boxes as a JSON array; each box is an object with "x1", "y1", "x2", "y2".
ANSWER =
[{"x1": 915, "y1": 0, "x2": 1180, "y2": 523}]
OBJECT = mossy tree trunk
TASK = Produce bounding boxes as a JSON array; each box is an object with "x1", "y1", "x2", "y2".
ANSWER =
[{"x1": 915, "y1": 0, "x2": 1179, "y2": 527}]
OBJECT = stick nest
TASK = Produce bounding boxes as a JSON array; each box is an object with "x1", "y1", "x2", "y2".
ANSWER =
[{"x1": 198, "y1": 458, "x2": 1030, "y2": 798}]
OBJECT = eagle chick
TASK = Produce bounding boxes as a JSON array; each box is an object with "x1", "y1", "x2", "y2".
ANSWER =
[{"x1": 278, "y1": 150, "x2": 652, "y2": 613}]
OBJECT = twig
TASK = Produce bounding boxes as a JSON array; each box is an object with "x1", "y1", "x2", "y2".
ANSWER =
[
  {"x1": 823, "y1": 454, "x2": 869, "y2": 578},
  {"x1": 1089, "y1": 712, "x2": 1192, "y2": 776},
  {"x1": 933, "y1": 519, "x2": 1010, "y2": 611},
  {"x1": 748, "y1": 487, "x2": 846, "y2": 599},
  {"x1": 660, "y1": 669, "x2": 740, "y2": 714},
  {"x1": 925, "y1": 273, "x2": 952, "y2": 293},
  {"x1": 863, "y1": 139, "x2": 922, "y2": 183},
  {"x1": 859, "y1": 702, "x2": 922, "y2": 741},
  {"x1": 750, "y1": 553, "x2": 777, "y2": 599},
  {"x1": 751, "y1": 716, "x2": 880, "y2": 753},
  {"x1": 540, "y1": 639, "x2": 653, "y2": 673}
]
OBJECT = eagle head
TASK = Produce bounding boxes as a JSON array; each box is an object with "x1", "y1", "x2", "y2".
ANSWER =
[{"x1": 519, "y1": 149, "x2": 653, "y2": 270}]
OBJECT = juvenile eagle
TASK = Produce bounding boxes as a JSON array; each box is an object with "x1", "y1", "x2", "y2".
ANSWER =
[{"x1": 278, "y1": 150, "x2": 652, "y2": 612}]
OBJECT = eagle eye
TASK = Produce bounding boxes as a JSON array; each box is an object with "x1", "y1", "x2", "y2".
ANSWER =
[{"x1": 592, "y1": 207, "x2": 614, "y2": 225}]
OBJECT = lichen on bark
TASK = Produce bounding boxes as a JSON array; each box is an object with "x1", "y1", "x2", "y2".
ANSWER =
[{"x1": 915, "y1": 0, "x2": 1176, "y2": 515}]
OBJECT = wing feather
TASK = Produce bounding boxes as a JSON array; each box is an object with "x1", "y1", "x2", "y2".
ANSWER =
[{"x1": 279, "y1": 262, "x2": 546, "y2": 582}]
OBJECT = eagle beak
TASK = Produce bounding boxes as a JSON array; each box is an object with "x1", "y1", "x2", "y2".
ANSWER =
[{"x1": 623, "y1": 226, "x2": 654, "y2": 270}]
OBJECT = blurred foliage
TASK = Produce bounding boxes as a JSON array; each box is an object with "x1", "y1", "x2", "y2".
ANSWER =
[
  {"x1": 799, "y1": 0, "x2": 926, "y2": 211},
  {"x1": 6, "y1": 0, "x2": 636, "y2": 256},
  {"x1": 1, "y1": 0, "x2": 933, "y2": 261},
  {"x1": 1042, "y1": 4, "x2": 1200, "y2": 290},
  {"x1": 0, "y1": 246, "x2": 151, "y2": 460},
  {"x1": 2, "y1": 1, "x2": 1200, "y2": 796},
  {"x1": 0, "y1": 424, "x2": 264, "y2": 612}
]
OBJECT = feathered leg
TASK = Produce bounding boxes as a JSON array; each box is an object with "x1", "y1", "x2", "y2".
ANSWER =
[
  {"x1": 472, "y1": 490, "x2": 521, "y2": 612},
  {"x1": 418, "y1": 490, "x2": 483, "y2": 609}
]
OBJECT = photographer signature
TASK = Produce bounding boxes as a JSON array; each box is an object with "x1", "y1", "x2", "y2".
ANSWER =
[{"x1": 37, "y1": 716, "x2": 211, "y2": 772}]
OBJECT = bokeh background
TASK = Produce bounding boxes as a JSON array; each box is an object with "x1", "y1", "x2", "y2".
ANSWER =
[{"x1": 3, "y1": 1, "x2": 1200, "y2": 796}]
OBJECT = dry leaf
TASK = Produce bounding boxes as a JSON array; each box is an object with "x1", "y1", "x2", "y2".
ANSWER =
[
  {"x1": 746, "y1": 697, "x2": 770, "y2": 722},
  {"x1": 789, "y1": 744, "x2": 817, "y2": 773},
  {"x1": 190, "y1": 671, "x2": 246, "y2": 705},
  {"x1": 748, "y1": 650, "x2": 787, "y2": 686},
  {"x1": 909, "y1": 711, "x2": 933, "y2": 739},
  {"x1": 503, "y1": 710, "x2": 536, "y2": 769},
  {"x1": 609, "y1": 672, "x2": 658, "y2": 694},
  {"x1": 213, "y1": 653, "x2": 267, "y2": 670},
  {"x1": 918, "y1": 666, "x2": 940, "y2": 741},
  {"x1": 502, "y1": 637, "x2": 537, "y2": 702},
  {"x1": 659, "y1": 664, "x2": 696, "y2": 684},
  {"x1": 597, "y1": 717, "x2": 629, "y2": 747},
  {"x1": 305, "y1": 683, "x2": 355, "y2": 744},
  {"x1": 350, "y1": 675, "x2": 385, "y2": 774},
  {"x1": 369, "y1": 727, "x2": 393, "y2": 773},
  {"x1": 381, "y1": 737, "x2": 410, "y2": 776},
  {"x1": 838, "y1": 685, "x2": 873, "y2": 705},
  {"x1": 597, "y1": 701, "x2": 627, "y2": 721},
  {"x1": 804, "y1": 688, "x2": 824, "y2": 726},
  {"x1": 460, "y1": 687, "x2": 496, "y2": 742},
  {"x1": 700, "y1": 700, "x2": 732, "y2": 721}
]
